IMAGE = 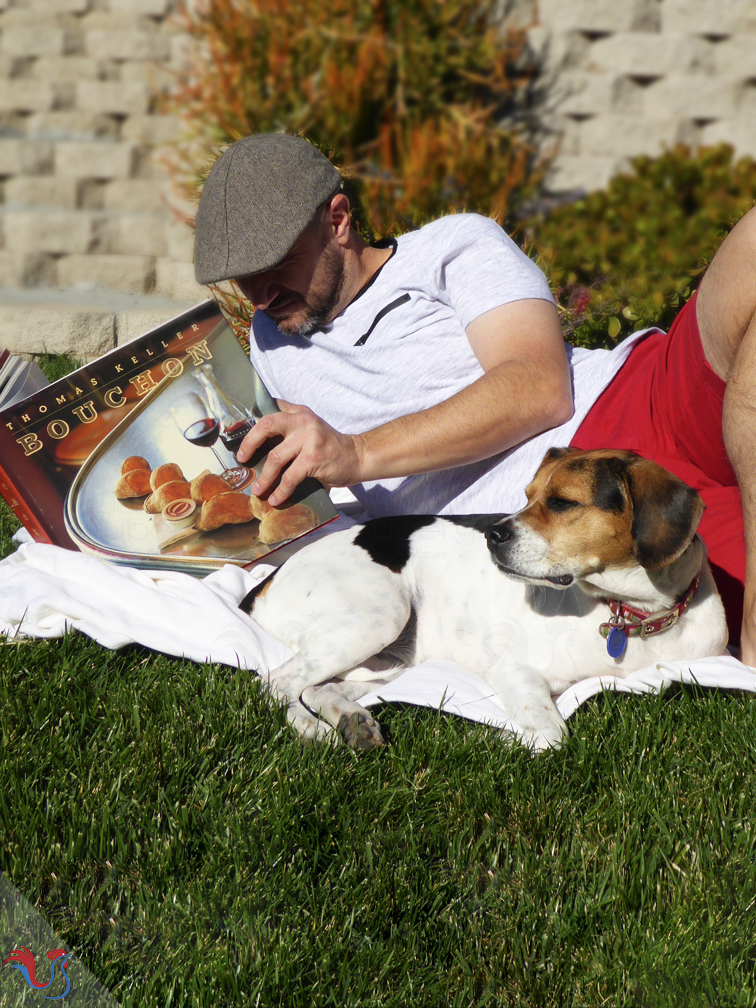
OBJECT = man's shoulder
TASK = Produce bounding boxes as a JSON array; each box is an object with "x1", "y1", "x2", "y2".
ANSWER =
[{"x1": 404, "y1": 212, "x2": 504, "y2": 243}]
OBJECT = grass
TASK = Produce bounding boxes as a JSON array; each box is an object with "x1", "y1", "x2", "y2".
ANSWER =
[{"x1": 1, "y1": 358, "x2": 756, "y2": 1007}]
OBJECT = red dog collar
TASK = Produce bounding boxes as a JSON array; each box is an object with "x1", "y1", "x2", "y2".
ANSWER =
[{"x1": 599, "y1": 572, "x2": 700, "y2": 655}]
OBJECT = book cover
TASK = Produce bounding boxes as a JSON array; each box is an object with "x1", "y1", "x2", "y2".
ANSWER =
[{"x1": 0, "y1": 301, "x2": 338, "y2": 574}]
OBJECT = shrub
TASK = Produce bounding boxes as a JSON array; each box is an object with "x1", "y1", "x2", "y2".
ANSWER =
[
  {"x1": 527, "y1": 144, "x2": 756, "y2": 348},
  {"x1": 169, "y1": 0, "x2": 544, "y2": 236}
]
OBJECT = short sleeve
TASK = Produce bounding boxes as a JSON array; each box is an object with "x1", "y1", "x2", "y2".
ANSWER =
[{"x1": 435, "y1": 214, "x2": 555, "y2": 330}]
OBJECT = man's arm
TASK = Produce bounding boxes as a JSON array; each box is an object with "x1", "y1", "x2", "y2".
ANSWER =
[
  {"x1": 698, "y1": 207, "x2": 756, "y2": 665},
  {"x1": 239, "y1": 297, "x2": 574, "y2": 506}
]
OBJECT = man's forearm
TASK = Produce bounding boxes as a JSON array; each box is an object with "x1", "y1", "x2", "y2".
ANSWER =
[{"x1": 354, "y1": 356, "x2": 574, "y2": 482}]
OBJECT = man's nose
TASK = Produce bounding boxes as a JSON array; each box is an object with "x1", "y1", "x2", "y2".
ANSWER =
[{"x1": 237, "y1": 273, "x2": 279, "y2": 310}]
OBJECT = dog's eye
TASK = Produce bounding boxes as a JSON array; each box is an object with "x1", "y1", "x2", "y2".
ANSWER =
[{"x1": 546, "y1": 496, "x2": 579, "y2": 512}]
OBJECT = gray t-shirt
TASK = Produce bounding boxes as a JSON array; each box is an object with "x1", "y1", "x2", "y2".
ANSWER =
[{"x1": 250, "y1": 213, "x2": 650, "y2": 516}]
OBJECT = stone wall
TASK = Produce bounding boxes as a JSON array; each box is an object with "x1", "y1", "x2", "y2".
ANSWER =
[
  {"x1": 533, "y1": 0, "x2": 756, "y2": 193},
  {"x1": 0, "y1": 0, "x2": 204, "y2": 356}
]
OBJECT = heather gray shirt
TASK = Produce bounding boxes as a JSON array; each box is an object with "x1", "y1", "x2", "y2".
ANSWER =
[{"x1": 250, "y1": 214, "x2": 649, "y2": 516}]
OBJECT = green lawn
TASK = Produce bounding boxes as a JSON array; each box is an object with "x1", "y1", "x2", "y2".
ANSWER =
[{"x1": 1, "y1": 361, "x2": 756, "y2": 1007}]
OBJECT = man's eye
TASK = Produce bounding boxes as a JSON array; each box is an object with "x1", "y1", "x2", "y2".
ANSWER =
[{"x1": 547, "y1": 496, "x2": 579, "y2": 512}]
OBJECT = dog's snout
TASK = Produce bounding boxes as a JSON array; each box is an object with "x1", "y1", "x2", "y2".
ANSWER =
[{"x1": 488, "y1": 523, "x2": 512, "y2": 545}]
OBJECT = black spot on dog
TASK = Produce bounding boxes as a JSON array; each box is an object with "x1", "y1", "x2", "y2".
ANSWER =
[
  {"x1": 354, "y1": 515, "x2": 437, "y2": 572},
  {"x1": 239, "y1": 568, "x2": 278, "y2": 613},
  {"x1": 565, "y1": 457, "x2": 589, "y2": 472},
  {"x1": 591, "y1": 457, "x2": 627, "y2": 512}
]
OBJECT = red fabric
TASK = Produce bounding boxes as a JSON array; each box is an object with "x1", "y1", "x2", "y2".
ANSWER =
[{"x1": 571, "y1": 291, "x2": 744, "y2": 643}]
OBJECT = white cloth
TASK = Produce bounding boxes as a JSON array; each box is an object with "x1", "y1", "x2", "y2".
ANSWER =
[
  {"x1": 250, "y1": 213, "x2": 654, "y2": 516},
  {"x1": 2, "y1": 531, "x2": 755, "y2": 741}
]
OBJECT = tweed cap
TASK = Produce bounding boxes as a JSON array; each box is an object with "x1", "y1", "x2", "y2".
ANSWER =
[{"x1": 194, "y1": 134, "x2": 341, "y2": 285}]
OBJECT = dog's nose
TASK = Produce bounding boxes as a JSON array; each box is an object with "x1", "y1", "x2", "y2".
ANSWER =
[{"x1": 488, "y1": 523, "x2": 512, "y2": 545}]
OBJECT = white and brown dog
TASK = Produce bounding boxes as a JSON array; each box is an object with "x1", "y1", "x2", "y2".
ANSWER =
[{"x1": 241, "y1": 448, "x2": 728, "y2": 751}]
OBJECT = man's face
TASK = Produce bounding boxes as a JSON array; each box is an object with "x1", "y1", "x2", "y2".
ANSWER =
[{"x1": 235, "y1": 211, "x2": 345, "y2": 337}]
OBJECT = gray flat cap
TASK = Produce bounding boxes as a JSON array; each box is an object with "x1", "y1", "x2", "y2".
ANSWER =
[{"x1": 194, "y1": 133, "x2": 341, "y2": 285}]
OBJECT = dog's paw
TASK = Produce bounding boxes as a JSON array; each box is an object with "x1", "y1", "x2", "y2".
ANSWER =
[
  {"x1": 337, "y1": 711, "x2": 384, "y2": 750},
  {"x1": 286, "y1": 702, "x2": 335, "y2": 743},
  {"x1": 518, "y1": 723, "x2": 567, "y2": 753}
]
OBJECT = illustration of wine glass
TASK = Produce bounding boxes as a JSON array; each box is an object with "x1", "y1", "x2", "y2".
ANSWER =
[{"x1": 169, "y1": 391, "x2": 253, "y2": 491}]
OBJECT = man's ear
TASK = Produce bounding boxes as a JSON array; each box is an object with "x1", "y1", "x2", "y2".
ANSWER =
[
  {"x1": 626, "y1": 457, "x2": 704, "y2": 569},
  {"x1": 327, "y1": 192, "x2": 352, "y2": 245}
]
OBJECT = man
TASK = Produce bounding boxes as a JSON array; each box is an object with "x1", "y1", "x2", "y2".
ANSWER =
[{"x1": 194, "y1": 133, "x2": 755, "y2": 663}]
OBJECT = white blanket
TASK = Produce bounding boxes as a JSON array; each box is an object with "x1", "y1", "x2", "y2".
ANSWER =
[{"x1": 2, "y1": 529, "x2": 756, "y2": 739}]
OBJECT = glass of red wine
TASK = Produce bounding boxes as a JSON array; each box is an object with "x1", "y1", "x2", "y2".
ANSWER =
[{"x1": 169, "y1": 393, "x2": 254, "y2": 491}]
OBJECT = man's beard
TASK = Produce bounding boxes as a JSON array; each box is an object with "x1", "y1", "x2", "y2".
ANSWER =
[{"x1": 272, "y1": 244, "x2": 345, "y2": 338}]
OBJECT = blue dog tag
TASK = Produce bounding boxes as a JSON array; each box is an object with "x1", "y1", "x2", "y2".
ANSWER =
[{"x1": 606, "y1": 625, "x2": 627, "y2": 658}]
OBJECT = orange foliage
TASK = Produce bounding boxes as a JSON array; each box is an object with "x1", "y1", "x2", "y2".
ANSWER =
[{"x1": 168, "y1": 0, "x2": 544, "y2": 236}]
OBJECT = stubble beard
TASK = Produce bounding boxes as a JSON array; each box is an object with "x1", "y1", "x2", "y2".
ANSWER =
[{"x1": 273, "y1": 243, "x2": 345, "y2": 338}]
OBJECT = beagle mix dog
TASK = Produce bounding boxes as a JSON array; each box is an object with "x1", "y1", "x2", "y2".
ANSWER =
[{"x1": 241, "y1": 448, "x2": 728, "y2": 751}]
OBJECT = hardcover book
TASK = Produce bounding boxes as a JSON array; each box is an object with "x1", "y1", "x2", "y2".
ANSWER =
[{"x1": 0, "y1": 301, "x2": 338, "y2": 574}]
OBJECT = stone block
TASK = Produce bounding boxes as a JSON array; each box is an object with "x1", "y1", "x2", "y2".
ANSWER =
[
  {"x1": 57, "y1": 253, "x2": 155, "y2": 294},
  {"x1": 166, "y1": 220, "x2": 194, "y2": 262},
  {"x1": 30, "y1": 56, "x2": 99, "y2": 82},
  {"x1": 0, "y1": 139, "x2": 53, "y2": 176},
  {"x1": 584, "y1": 32, "x2": 715, "y2": 77},
  {"x1": 55, "y1": 141, "x2": 136, "y2": 178},
  {"x1": 577, "y1": 114, "x2": 693, "y2": 159},
  {"x1": 0, "y1": 304, "x2": 115, "y2": 357},
  {"x1": 84, "y1": 29, "x2": 171, "y2": 61},
  {"x1": 555, "y1": 72, "x2": 621, "y2": 118},
  {"x1": 3, "y1": 208, "x2": 98, "y2": 254},
  {"x1": 714, "y1": 37, "x2": 756, "y2": 80},
  {"x1": 0, "y1": 28, "x2": 68, "y2": 58},
  {"x1": 76, "y1": 80, "x2": 152, "y2": 116},
  {"x1": 545, "y1": 154, "x2": 621, "y2": 194},
  {"x1": 700, "y1": 117, "x2": 756, "y2": 159},
  {"x1": 662, "y1": 0, "x2": 756, "y2": 34},
  {"x1": 109, "y1": 0, "x2": 173, "y2": 15},
  {"x1": 4, "y1": 175, "x2": 78, "y2": 208},
  {"x1": 24, "y1": 111, "x2": 119, "y2": 141},
  {"x1": 0, "y1": 80, "x2": 56, "y2": 113},
  {"x1": 155, "y1": 257, "x2": 206, "y2": 304},
  {"x1": 116, "y1": 308, "x2": 185, "y2": 348},
  {"x1": 120, "y1": 113, "x2": 180, "y2": 145},
  {"x1": 101, "y1": 213, "x2": 167, "y2": 256},
  {"x1": 28, "y1": 0, "x2": 91, "y2": 11},
  {"x1": 103, "y1": 178, "x2": 166, "y2": 212},
  {"x1": 0, "y1": 250, "x2": 56, "y2": 287},
  {"x1": 536, "y1": 0, "x2": 646, "y2": 33},
  {"x1": 119, "y1": 59, "x2": 174, "y2": 92},
  {"x1": 642, "y1": 75, "x2": 740, "y2": 121}
]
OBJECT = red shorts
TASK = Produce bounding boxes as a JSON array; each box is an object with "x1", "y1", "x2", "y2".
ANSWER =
[{"x1": 570, "y1": 291, "x2": 744, "y2": 643}]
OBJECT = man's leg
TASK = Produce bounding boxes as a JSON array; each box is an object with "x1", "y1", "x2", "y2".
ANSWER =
[{"x1": 696, "y1": 207, "x2": 756, "y2": 664}]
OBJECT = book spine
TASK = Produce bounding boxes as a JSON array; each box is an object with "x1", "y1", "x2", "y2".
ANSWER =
[{"x1": 0, "y1": 456, "x2": 53, "y2": 544}]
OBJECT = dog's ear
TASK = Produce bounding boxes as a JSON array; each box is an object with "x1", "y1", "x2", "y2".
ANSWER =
[
  {"x1": 625, "y1": 457, "x2": 704, "y2": 569},
  {"x1": 538, "y1": 446, "x2": 580, "y2": 470}
]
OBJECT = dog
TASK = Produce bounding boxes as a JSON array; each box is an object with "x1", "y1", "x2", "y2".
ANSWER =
[{"x1": 241, "y1": 448, "x2": 729, "y2": 751}]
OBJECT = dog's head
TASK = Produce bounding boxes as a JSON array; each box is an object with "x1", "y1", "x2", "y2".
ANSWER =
[{"x1": 486, "y1": 447, "x2": 704, "y2": 588}]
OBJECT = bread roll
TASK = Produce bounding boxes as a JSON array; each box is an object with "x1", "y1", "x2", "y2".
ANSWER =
[
  {"x1": 121, "y1": 456, "x2": 150, "y2": 475},
  {"x1": 248, "y1": 493, "x2": 274, "y2": 520},
  {"x1": 150, "y1": 462, "x2": 185, "y2": 491},
  {"x1": 144, "y1": 480, "x2": 192, "y2": 513},
  {"x1": 190, "y1": 471, "x2": 231, "y2": 503},
  {"x1": 258, "y1": 503, "x2": 315, "y2": 544},
  {"x1": 196, "y1": 492, "x2": 255, "y2": 532},
  {"x1": 114, "y1": 469, "x2": 152, "y2": 498}
]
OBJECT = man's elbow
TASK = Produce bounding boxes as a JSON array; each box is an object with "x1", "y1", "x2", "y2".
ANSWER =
[{"x1": 537, "y1": 379, "x2": 574, "y2": 431}]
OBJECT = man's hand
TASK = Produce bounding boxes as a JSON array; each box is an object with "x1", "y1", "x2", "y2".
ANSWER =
[{"x1": 237, "y1": 401, "x2": 363, "y2": 506}]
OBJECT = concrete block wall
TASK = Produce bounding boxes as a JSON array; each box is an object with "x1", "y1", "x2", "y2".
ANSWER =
[
  {"x1": 0, "y1": 0, "x2": 205, "y2": 356},
  {"x1": 533, "y1": 0, "x2": 756, "y2": 193}
]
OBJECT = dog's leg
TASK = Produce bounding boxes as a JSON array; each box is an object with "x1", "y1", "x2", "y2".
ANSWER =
[
  {"x1": 301, "y1": 679, "x2": 385, "y2": 750},
  {"x1": 485, "y1": 659, "x2": 568, "y2": 752},
  {"x1": 263, "y1": 607, "x2": 411, "y2": 748}
]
